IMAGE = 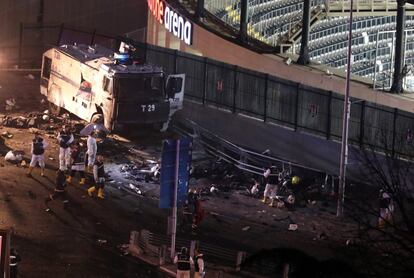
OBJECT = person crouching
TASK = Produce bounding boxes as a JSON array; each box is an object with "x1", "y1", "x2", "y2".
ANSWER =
[
  {"x1": 87, "y1": 154, "x2": 106, "y2": 199},
  {"x1": 27, "y1": 132, "x2": 48, "y2": 177},
  {"x1": 67, "y1": 142, "x2": 86, "y2": 185}
]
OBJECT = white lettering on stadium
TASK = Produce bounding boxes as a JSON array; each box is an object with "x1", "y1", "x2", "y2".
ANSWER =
[{"x1": 148, "y1": 0, "x2": 193, "y2": 46}]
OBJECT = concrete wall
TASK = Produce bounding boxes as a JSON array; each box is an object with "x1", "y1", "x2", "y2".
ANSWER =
[{"x1": 146, "y1": 9, "x2": 414, "y2": 114}]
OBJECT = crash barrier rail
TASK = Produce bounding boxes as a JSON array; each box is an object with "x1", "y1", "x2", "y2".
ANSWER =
[
  {"x1": 172, "y1": 117, "x2": 327, "y2": 178},
  {"x1": 133, "y1": 230, "x2": 246, "y2": 269}
]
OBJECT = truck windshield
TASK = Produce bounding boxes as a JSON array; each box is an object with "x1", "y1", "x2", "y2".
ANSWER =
[{"x1": 116, "y1": 76, "x2": 163, "y2": 100}]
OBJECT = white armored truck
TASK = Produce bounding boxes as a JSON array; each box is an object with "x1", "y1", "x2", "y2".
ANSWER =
[{"x1": 40, "y1": 43, "x2": 185, "y2": 131}]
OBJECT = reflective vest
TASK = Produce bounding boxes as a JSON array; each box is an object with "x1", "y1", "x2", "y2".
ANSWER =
[
  {"x1": 59, "y1": 133, "x2": 72, "y2": 148},
  {"x1": 33, "y1": 138, "x2": 45, "y2": 155},
  {"x1": 177, "y1": 254, "x2": 190, "y2": 271}
]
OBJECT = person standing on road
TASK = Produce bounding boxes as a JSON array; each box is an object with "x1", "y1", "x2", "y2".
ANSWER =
[
  {"x1": 87, "y1": 154, "x2": 106, "y2": 199},
  {"x1": 27, "y1": 132, "x2": 48, "y2": 177},
  {"x1": 86, "y1": 131, "x2": 97, "y2": 172},
  {"x1": 57, "y1": 125, "x2": 74, "y2": 171},
  {"x1": 378, "y1": 189, "x2": 394, "y2": 229},
  {"x1": 67, "y1": 142, "x2": 87, "y2": 185},
  {"x1": 262, "y1": 166, "x2": 278, "y2": 205},
  {"x1": 44, "y1": 169, "x2": 69, "y2": 211},
  {"x1": 174, "y1": 247, "x2": 193, "y2": 278},
  {"x1": 194, "y1": 249, "x2": 205, "y2": 278}
]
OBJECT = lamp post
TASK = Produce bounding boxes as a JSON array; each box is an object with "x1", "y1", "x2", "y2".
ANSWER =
[{"x1": 337, "y1": 0, "x2": 354, "y2": 218}]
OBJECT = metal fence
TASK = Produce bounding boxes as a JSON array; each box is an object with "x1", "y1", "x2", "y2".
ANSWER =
[{"x1": 139, "y1": 43, "x2": 414, "y2": 157}]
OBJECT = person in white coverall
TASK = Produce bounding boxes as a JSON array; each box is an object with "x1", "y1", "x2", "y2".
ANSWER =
[
  {"x1": 86, "y1": 131, "x2": 97, "y2": 172},
  {"x1": 57, "y1": 125, "x2": 74, "y2": 171}
]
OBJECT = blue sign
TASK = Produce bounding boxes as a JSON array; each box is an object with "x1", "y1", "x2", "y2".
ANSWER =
[{"x1": 159, "y1": 137, "x2": 192, "y2": 209}]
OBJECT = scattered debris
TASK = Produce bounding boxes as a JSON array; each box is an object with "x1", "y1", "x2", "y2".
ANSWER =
[
  {"x1": 242, "y1": 226, "x2": 251, "y2": 231},
  {"x1": 4, "y1": 150, "x2": 23, "y2": 163},
  {"x1": 1, "y1": 131, "x2": 13, "y2": 138},
  {"x1": 25, "y1": 74, "x2": 35, "y2": 80},
  {"x1": 288, "y1": 224, "x2": 298, "y2": 231},
  {"x1": 210, "y1": 185, "x2": 218, "y2": 193},
  {"x1": 129, "y1": 183, "x2": 142, "y2": 195},
  {"x1": 97, "y1": 239, "x2": 107, "y2": 244},
  {"x1": 5, "y1": 98, "x2": 16, "y2": 111}
]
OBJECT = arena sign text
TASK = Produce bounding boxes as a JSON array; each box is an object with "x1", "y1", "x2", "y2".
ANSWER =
[{"x1": 148, "y1": 0, "x2": 193, "y2": 46}]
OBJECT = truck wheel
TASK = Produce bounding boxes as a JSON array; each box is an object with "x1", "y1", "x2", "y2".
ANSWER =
[
  {"x1": 49, "y1": 102, "x2": 61, "y2": 115},
  {"x1": 91, "y1": 113, "x2": 104, "y2": 124}
]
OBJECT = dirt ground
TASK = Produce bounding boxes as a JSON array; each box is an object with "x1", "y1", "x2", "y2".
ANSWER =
[{"x1": 0, "y1": 71, "x2": 378, "y2": 277}]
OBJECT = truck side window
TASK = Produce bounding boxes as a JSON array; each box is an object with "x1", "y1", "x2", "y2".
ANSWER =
[
  {"x1": 42, "y1": 57, "x2": 52, "y2": 79},
  {"x1": 103, "y1": 76, "x2": 111, "y2": 93},
  {"x1": 166, "y1": 77, "x2": 182, "y2": 98}
]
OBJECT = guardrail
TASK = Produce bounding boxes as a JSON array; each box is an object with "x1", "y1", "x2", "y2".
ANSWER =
[{"x1": 172, "y1": 117, "x2": 327, "y2": 178}]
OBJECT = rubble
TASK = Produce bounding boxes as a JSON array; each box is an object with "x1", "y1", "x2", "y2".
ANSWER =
[
  {"x1": 1, "y1": 131, "x2": 13, "y2": 139},
  {"x1": 4, "y1": 150, "x2": 24, "y2": 163},
  {"x1": 5, "y1": 98, "x2": 16, "y2": 111},
  {"x1": 288, "y1": 224, "x2": 298, "y2": 231},
  {"x1": 242, "y1": 226, "x2": 251, "y2": 231}
]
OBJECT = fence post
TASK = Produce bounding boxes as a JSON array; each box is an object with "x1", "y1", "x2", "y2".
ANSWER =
[
  {"x1": 233, "y1": 66, "x2": 238, "y2": 114},
  {"x1": 173, "y1": 50, "x2": 178, "y2": 74},
  {"x1": 359, "y1": 101, "x2": 366, "y2": 147},
  {"x1": 326, "y1": 91, "x2": 332, "y2": 140},
  {"x1": 294, "y1": 83, "x2": 300, "y2": 131},
  {"x1": 264, "y1": 74, "x2": 269, "y2": 122},
  {"x1": 90, "y1": 29, "x2": 96, "y2": 45},
  {"x1": 56, "y1": 23, "x2": 64, "y2": 45},
  {"x1": 203, "y1": 57, "x2": 208, "y2": 105},
  {"x1": 392, "y1": 108, "x2": 398, "y2": 156},
  {"x1": 18, "y1": 22, "x2": 24, "y2": 69}
]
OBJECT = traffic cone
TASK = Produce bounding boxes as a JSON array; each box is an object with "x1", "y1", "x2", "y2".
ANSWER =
[
  {"x1": 97, "y1": 188, "x2": 105, "y2": 199},
  {"x1": 87, "y1": 186, "x2": 96, "y2": 197}
]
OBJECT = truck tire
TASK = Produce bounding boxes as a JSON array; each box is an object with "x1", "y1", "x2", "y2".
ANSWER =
[{"x1": 91, "y1": 113, "x2": 104, "y2": 124}]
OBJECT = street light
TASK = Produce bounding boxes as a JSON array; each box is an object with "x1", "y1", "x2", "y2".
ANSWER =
[{"x1": 337, "y1": 0, "x2": 354, "y2": 217}]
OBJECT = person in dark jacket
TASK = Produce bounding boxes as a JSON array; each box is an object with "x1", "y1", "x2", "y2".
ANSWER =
[
  {"x1": 27, "y1": 132, "x2": 48, "y2": 177},
  {"x1": 87, "y1": 154, "x2": 106, "y2": 199},
  {"x1": 44, "y1": 170, "x2": 69, "y2": 211},
  {"x1": 67, "y1": 142, "x2": 86, "y2": 185},
  {"x1": 9, "y1": 248, "x2": 21, "y2": 278},
  {"x1": 57, "y1": 125, "x2": 74, "y2": 171},
  {"x1": 173, "y1": 247, "x2": 193, "y2": 278}
]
